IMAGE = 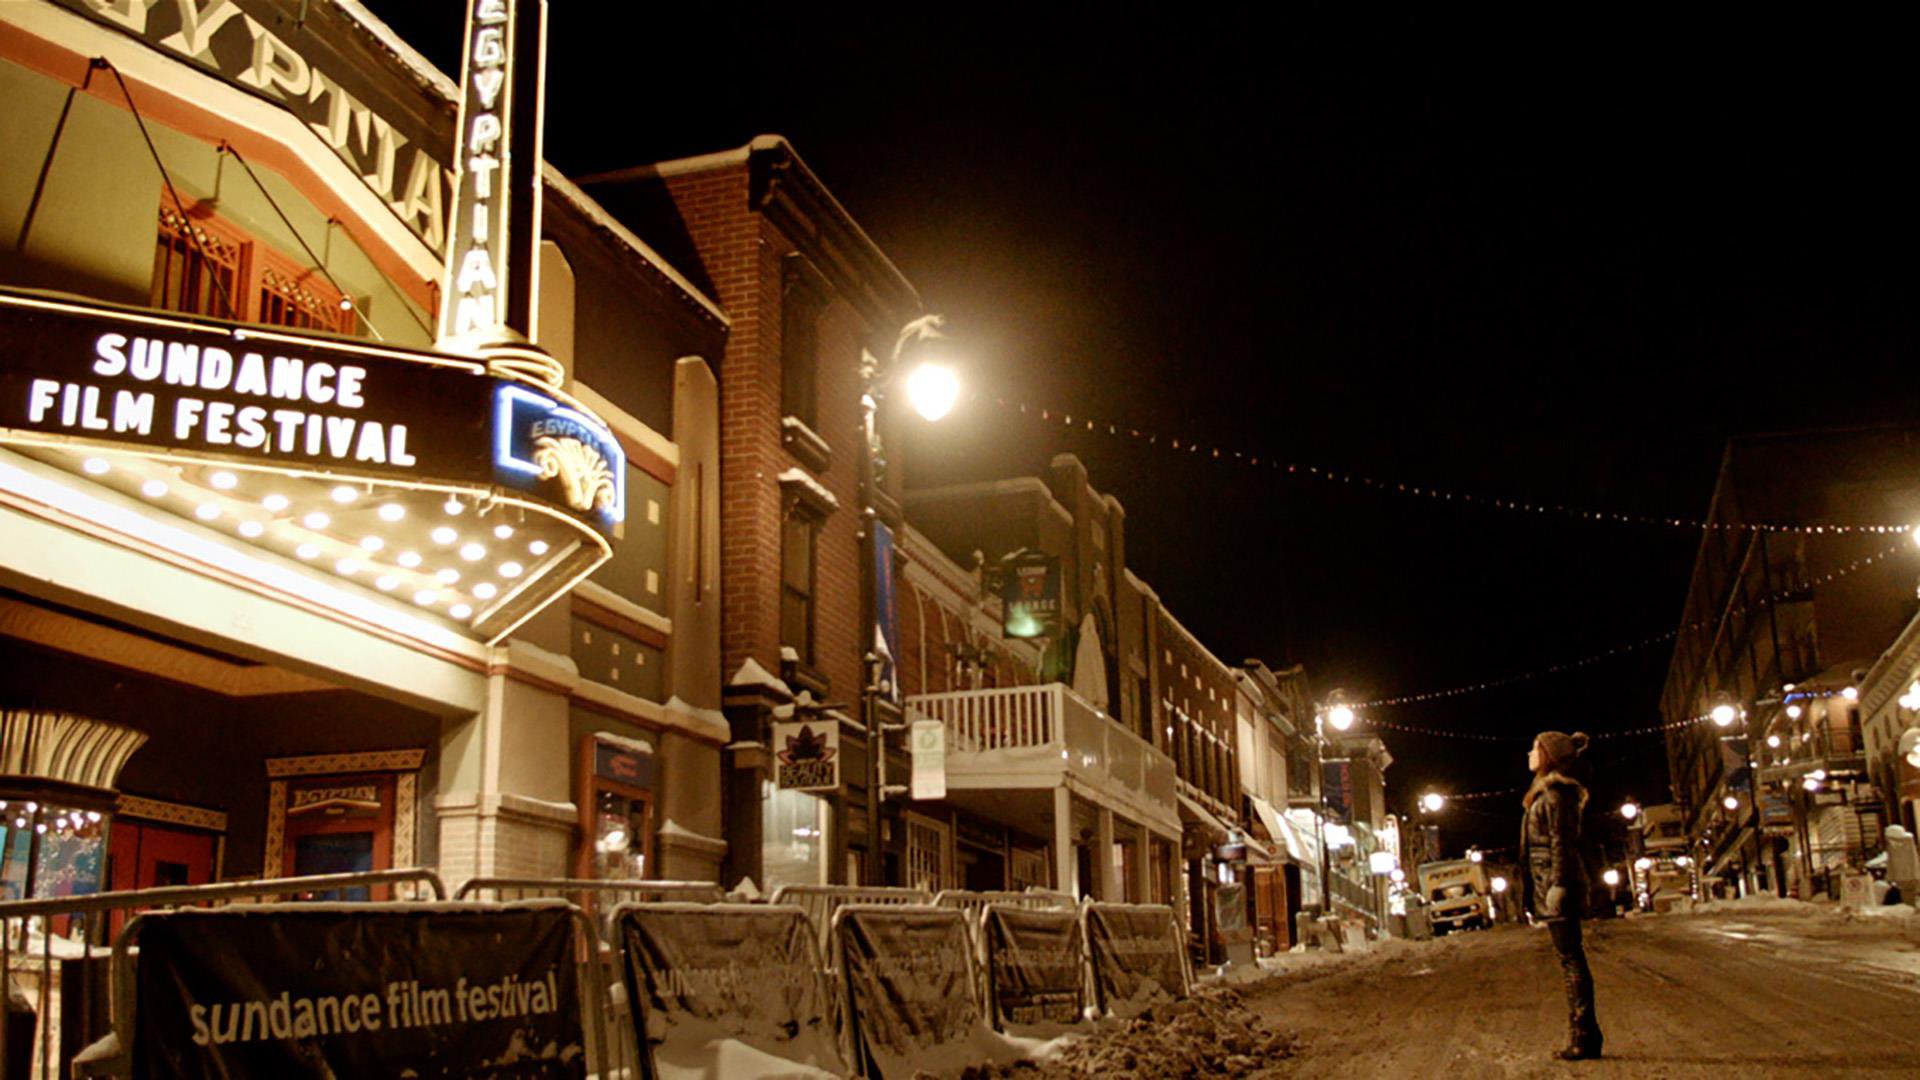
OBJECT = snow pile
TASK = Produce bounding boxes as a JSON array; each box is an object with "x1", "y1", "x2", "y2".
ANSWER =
[
  {"x1": 1684, "y1": 895, "x2": 1828, "y2": 917},
  {"x1": 952, "y1": 987, "x2": 1296, "y2": 1078}
]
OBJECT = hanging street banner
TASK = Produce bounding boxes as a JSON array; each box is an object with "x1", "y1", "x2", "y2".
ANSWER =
[
  {"x1": 773, "y1": 720, "x2": 840, "y2": 792},
  {"x1": 1321, "y1": 760, "x2": 1353, "y2": 825},
  {"x1": 999, "y1": 550, "x2": 1062, "y2": 640},
  {"x1": 873, "y1": 519, "x2": 901, "y2": 703},
  {"x1": 835, "y1": 906, "x2": 986, "y2": 1078},
  {"x1": 616, "y1": 903, "x2": 845, "y2": 1078},
  {"x1": 982, "y1": 907, "x2": 1085, "y2": 1031},
  {"x1": 910, "y1": 718, "x2": 946, "y2": 800},
  {"x1": 1083, "y1": 903, "x2": 1188, "y2": 1020},
  {"x1": 131, "y1": 904, "x2": 584, "y2": 1078}
]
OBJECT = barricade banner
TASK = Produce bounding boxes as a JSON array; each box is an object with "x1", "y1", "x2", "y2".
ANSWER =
[
  {"x1": 982, "y1": 906, "x2": 1085, "y2": 1030},
  {"x1": 837, "y1": 906, "x2": 986, "y2": 1078},
  {"x1": 1084, "y1": 903, "x2": 1188, "y2": 1018},
  {"x1": 615, "y1": 902, "x2": 845, "y2": 1076},
  {"x1": 131, "y1": 903, "x2": 585, "y2": 1079}
]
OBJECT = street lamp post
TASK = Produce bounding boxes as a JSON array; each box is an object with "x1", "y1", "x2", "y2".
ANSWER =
[
  {"x1": 858, "y1": 315, "x2": 958, "y2": 886},
  {"x1": 1314, "y1": 692, "x2": 1354, "y2": 919},
  {"x1": 1712, "y1": 694, "x2": 1768, "y2": 897}
]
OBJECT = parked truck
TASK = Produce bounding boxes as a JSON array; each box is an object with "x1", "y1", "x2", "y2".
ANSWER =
[{"x1": 1418, "y1": 859, "x2": 1493, "y2": 934}]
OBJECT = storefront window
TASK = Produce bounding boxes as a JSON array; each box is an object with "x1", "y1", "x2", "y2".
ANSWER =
[
  {"x1": 761, "y1": 786, "x2": 827, "y2": 890},
  {"x1": 592, "y1": 788, "x2": 649, "y2": 879}
]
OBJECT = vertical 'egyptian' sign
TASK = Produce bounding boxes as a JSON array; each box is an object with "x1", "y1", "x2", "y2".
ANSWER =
[{"x1": 439, "y1": 0, "x2": 549, "y2": 348}]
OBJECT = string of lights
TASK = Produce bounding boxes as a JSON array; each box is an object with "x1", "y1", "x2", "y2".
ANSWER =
[
  {"x1": 1357, "y1": 542, "x2": 1908, "y2": 709},
  {"x1": 1353, "y1": 708, "x2": 1729, "y2": 745},
  {"x1": 987, "y1": 395, "x2": 1918, "y2": 536}
]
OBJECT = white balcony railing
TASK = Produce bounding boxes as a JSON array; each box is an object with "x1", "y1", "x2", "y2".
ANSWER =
[{"x1": 907, "y1": 684, "x2": 1178, "y2": 827}]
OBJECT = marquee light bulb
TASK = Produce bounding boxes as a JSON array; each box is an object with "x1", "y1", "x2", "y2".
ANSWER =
[
  {"x1": 82, "y1": 457, "x2": 110, "y2": 475},
  {"x1": 141, "y1": 479, "x2": 169, "y2": 498},
  {"x1": 460, "y1": 543, "x2": 486, "y2": 561},
  {"x1": 449, "y1": 604, "x2": 473, "y2": 620},
  {"x1": 262, "y1": 493, "x2": 290, "y2": 512},
  {"x1": 1722, "y1": 795, "x2": 1738, "y2": 810},
  {"x1": 1842, "y1": 686, "x2": 1859, "y2": 702},
  {"x1": 499, "y1": 561, "x2": 524, "y2": 579},
  {"x1": 330, "y1": 486, "x2": 358, "y2": 504},
  {"x1": 295, "y1": 543, "x2": 320, "y2": 560},
  {"x1": 443, "y1": 498, "x2": 464, "y2": 516},
  {"x1": 493, "y1": 524, "x2": 514, "y2": 540},
  {"x1": 397, "y1": 551, "x2": 423, "y2": 568},
  {"x1": 1767, "y1": 734, "x2": 1781, "y2": 748},
  {"x1": 472, "y1": 583, "x2": 498, "y2": 600},
  {"x1": 413, "y1": 590, "x2": 438, "y2": 606},
  {"x1": 194, "y1": 503, "x2": 220, "y2": 521},
  {"x1": 528, "y1": 540, "x2": 549, "y2": 556},
  {"x1": 375, "y1": 575, "x2": 399, "y2": 592},
  {"x1": 431, "y1": 527, "x2": 457, "y2": 545},
  {"x1": 378, "y1": 504, "x2": 406, "y2": 522},
  {"x1": 335, "y1": 559, "x2": 360, "y2": 576},
  {"x1": 359, "y1": 536, "x2": 385, "y2": 552},
  {"x1": 210, "y1": 471, "x2": 237, "y2": 490},
  {"x1": 303, "y1": 512, "x2": 330, "y2": 530},
  {"x1": 1786, "y1": 704, "x2": 1803, "y2": 719},
  {"x1": 436, "y1": 568, "x2": 460, "y2": 585},
  {"x1": 238, "y1": 520, "x2": 265, "y2": 538}
]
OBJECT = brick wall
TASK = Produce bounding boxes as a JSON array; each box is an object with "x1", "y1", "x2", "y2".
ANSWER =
[{"x1": 659, "y1": 165, "x2": 876, "y2": 702}]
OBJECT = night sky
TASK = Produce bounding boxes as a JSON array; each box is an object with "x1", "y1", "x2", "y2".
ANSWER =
[{"x1": 363, "y1": 5, "x2": 1918, "y2": 856}]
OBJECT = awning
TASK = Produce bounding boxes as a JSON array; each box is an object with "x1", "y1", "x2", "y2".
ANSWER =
[
  {"x1": 1177, "y1": 792, "x2": 1231, "y2": 841},
  {"x1": 1249, "y1": 794, "x2": 1312, "y2": 865}
]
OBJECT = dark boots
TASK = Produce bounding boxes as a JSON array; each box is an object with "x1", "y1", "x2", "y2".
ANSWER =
[{"x1": 1548, "y1": 917, "x2": 1603, "y2": 1059}]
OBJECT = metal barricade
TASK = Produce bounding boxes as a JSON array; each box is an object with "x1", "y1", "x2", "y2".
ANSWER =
[
  {"x1": 767, "y1": 885, "x2": 932, "y2": 952},
  {"x1": 453, "y1": 878, "x2": 728, "y2": 1080},
  {"x1": 95, "y1": 897, "x2": 609, "y2": 1080},
  {"x1": 0, "y1": 868, "x2": 444, "y2": 1080},
  {"x1": 934, "y1": 891, "x2": 1081, "y2": 1017}
]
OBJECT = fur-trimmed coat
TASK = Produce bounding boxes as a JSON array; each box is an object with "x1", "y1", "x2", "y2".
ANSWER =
[{"x1": 1519, "y1": 771, "x2": 1589, "y2": 920}]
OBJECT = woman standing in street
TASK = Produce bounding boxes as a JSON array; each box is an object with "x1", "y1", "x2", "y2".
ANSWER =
[{"x1": 1519, "y1": 730, "x2": 1604, "y2": 1060}]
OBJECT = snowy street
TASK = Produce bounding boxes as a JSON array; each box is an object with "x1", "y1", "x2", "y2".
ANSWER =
[{"x1": 1233, "y1": 903, "x2": 1920, "y2": 1077}]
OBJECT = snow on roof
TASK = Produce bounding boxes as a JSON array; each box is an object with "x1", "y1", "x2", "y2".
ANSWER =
[
  {"x1": 730, "y1": 657, "x2": 793, "y2": 696},
  {"x1": 658, "y1": 818, "x2": 723, "y2": 847},
  {"x1": 662, "y1": 696, "x2": 729, "y2": 742},
  {"x1": 329, "y1": 0, "x2": 460, "y2": 99},
  {"x1": 543, "y1": 167, "x2": 728, "y2": 326},
  {"x1": 777, "y1": 468, "x2": 839, "y2": 510},
  {"x1": 593, "y1": 730, "x2": 655, "y2": 755}
]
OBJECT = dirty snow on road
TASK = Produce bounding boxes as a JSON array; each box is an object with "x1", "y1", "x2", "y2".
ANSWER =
[{"x1": 1234, "y1": 906, "x2": 1920, "y2": 1078}]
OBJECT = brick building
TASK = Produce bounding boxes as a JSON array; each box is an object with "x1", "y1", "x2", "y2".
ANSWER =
[{"x1": 583, "y1": 137, "x2": 926, "y2": 890}]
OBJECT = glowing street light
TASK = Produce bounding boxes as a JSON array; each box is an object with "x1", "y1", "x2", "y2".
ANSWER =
[
  {"x1": 1634, "y1": 857, "x2": 1653, "y2": 871},
  {"x1": 903, "y1": 360, "x2": 961, "y2": 422},
  {"x1": 1900, "y1": 728, "x2": 1920, "y2": 769},
  {"x1": 1711, "y1": 702, "x2": 1738, "y2": 727},
  {"x1": 1619, "y1": 801, "x2": 1640, "y2": 821},
  {"x1": 1602, "y1": 868, "x2": 1622, "y2": 887},
  {"x1": 1490, "y1": 876, "x2": 1508, "y2": 894},
  {"x1": 1722, "y1": 794, "x2": 1738, "y2": 811},
  {"x1": 1326, "y1": 702, "x2": 1356, "y2": 732},
  {"x1": 1467, "y1": 848, "x2": 1483, "y2": 863},
  {"x1": 1420, "y1": 791, "x2": 1447, "y2": 814}
]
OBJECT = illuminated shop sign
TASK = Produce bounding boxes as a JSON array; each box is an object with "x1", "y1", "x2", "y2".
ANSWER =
[
  {"x1": 494, "y1": 384, "x2": 623, "y2": 534},
  {"x1": 55, "y1": 0, "x2": 454, "y2": 253},
  {"x1": 0, "y1": 294, "x2": 490, "y2": 483},
  {"x1": 439, "y1": 0, "x2": 547, "y2": 346}
]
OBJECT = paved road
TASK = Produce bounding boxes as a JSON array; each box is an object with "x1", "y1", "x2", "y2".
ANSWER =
[{"x1": 1244, "y1": 911, "x2": 1920, "y2": 1077}]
